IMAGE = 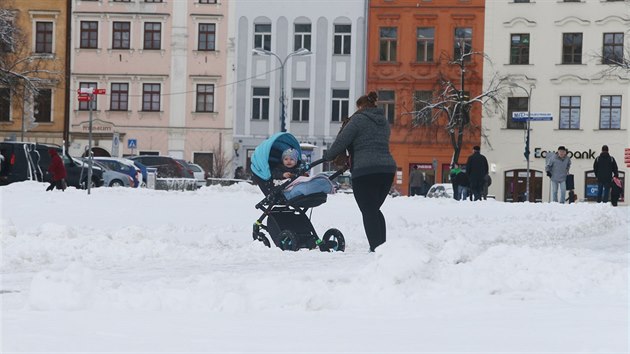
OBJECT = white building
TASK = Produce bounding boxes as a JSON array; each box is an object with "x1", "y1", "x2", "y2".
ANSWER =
[
  {"x1": 483, "y1": 0, "x2": 629, "y2": 202},
  {"x1": 227, "y1": 0, "x2": 367, "y2": 175}
]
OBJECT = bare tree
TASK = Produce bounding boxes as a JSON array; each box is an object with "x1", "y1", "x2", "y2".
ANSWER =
[
  {"x1": 211, "y1": 147, "x2": 233, "y2": 178},
  {"x1": 407, "y1": 51, "x2": 505, "y2": 166}
]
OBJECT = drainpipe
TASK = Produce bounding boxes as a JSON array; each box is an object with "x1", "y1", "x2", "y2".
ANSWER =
[{"x1": 63, "y1": 0, "x2": 72, "y2": 149}]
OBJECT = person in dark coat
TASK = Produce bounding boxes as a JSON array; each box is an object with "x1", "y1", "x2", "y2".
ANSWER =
[
  {"x1": 46, "y1": 148, "x2": 67, "y2": 191},
  {"x1": 409, "y1": 165, "x2": 424, "y2": 196},
  {"x1": 466, "y1": 146, "x2": 489, "y2": 201},
  {"x1": 323, "y1": 91, "x2": 397, "y2": 252},
  {"x1": 593, "y1": 145, "x2": 618, "y2": 203}
]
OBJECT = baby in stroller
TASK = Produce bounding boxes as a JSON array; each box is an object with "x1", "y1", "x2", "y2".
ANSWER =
[
  {"x1": 272, "y1": 148, "x2": 335, "y2": 200},
  {"x1": 251, "y1": 132, "x2": 345, "y2": 252}
]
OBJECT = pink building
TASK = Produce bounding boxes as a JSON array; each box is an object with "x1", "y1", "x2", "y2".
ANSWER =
[{"x1": 69, "y1": 0, "x2": 229, "y2": 175}]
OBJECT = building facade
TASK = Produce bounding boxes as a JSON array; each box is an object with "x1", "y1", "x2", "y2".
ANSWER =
[
  {"x1": 367, "y1": 0, "x2": 486, "y2": 195},
  {"x1": 69, "y1": 0, "x2": 229, "y2": 175},
  {"x1": 228, "y1": 0, "x2": 367, "y2": 175},
  {"x1": 483, "y1": 0, "x2": 629, "y2": 202},
  {"x1": 0, "y1": 0, "x2": 70, "y2": 145}
]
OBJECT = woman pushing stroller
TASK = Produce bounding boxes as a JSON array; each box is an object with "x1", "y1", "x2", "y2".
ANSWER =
[{"x1": 323, "y1": 91, "x2": 397, "y2": 252}]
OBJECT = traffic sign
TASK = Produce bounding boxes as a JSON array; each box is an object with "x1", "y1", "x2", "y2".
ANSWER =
[
  {"x1": 78, "y1": 87, "x2": 94, "y2": 94},
  {"x1": 127, "y1": 139, "x2": 137, "y2": 149},
  {"x1": 77, "y1": 96, "x2": 90, "y2": 102},
  {"x1": 512, "y1": 112, "x2": 553, "y2": 121},
  {"x1": 94, "y1": 88, "x2": 106, "y2": 95}
]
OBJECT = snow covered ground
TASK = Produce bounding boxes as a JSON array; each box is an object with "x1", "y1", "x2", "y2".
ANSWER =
[{"x1": 1, "y1": 181, "x2": 628, "y2": 353}]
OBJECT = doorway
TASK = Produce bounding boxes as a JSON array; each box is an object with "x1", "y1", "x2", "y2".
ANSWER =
[{"x1": 504, "y1": 169, "x2": 542, "y2": 202}]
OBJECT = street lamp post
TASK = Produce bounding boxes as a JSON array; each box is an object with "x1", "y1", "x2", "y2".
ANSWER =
[
  {"x1": 508, "y1": 82, "x2": 535, "y2": 202},
  {"x1": 252, "y1": 48, "x2": 312, "y2": 132}
]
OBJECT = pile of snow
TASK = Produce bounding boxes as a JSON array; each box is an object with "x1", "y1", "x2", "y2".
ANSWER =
[{"x1": 1, "y1": 181, "x2": 628, "y2": 352}]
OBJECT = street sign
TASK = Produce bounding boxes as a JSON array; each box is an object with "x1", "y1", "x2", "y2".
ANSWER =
[
  {"x1": 625, "y1": 148, "x2": 630, "y2": 167},
  {"x1": 512, "y1": 112, "x2": 553, "y2": 121},
  {"x1": 78, "y1": 87, "x2": 94, "y2": 94},
  {"x1": 127, "y1": 139, "x2": 137, "y2": 149},
  {"x1": 77, "y1": 96, "x2": 90, "y2": 102},
  {"x1": 94, "y1": 88, "x2": 106, "y2": 95}
]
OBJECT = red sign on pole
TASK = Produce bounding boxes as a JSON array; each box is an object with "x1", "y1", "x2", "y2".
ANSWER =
[
  {"x1": 93, "y1": 88, "x2": 106, "y2": 95},
  {"x1": 625, "y1": 148, "x2": 630, "y2": 167},
  {"x1": 77, "y1": 96, "x2": 90, "y2": 102}
]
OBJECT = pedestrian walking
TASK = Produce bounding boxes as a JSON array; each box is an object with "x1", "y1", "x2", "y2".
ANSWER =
[
  {"x1": 466, "y1": 146, "x2": 489, "y2": 201},
  {"x1": 46, "y1": 148, "x2": 67, "y2": 191},
  {"x1": 449, "y1": 163, "x2": 461, "y2": 200},
  {"x1": 323, "y1": 91, "x2": 397, "y2": 252},
  {"x1": 545, "y1": 146, "x2": 571, "y2": 203},
  {"x1": 593, "y1": 145, "x2": 618, "y2": 203},
  {"x1": 409, "y1": 165, "x2": 424, "y2": 196}
]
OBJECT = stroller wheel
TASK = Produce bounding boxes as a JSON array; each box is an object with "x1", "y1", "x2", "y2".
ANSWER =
[
  {"x1": 278, "y1": 230, "x2": 299, "y2": 251},
  {"x1": 257, "y1": 233, "x2": 271, "y2": 248},
  {"x1": 321, "y1": 228, "x2": 345, "y2": 252}
]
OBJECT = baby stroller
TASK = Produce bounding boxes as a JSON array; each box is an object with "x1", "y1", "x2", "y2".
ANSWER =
[{"x1": 250, "y1": 132, "x2": 346, "y2": 252}]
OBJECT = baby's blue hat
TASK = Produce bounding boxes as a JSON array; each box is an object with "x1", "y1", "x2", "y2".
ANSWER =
[{"x1": 282, "y1": 148, "x2": 299, "y2": 161}]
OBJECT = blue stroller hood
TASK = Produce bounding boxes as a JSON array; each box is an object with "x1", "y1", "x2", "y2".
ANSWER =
[{"x1": 251, "y1": 132, "x2": 302, "y2": 181}]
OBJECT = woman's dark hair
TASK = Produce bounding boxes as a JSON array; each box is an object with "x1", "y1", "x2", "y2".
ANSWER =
[{"x1": 356, "y1": 91, "x2": 378, "y2": 108}]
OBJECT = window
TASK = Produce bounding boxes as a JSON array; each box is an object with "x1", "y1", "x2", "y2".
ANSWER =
[
  {"x1": 80, "y1": 21, "x2": 98, "y2": 49},
  {"x1": 510, "y1": 33, "x2": 529, "y2": 64},
  {"x1": 379, "y1": 27, "x2": 397, "y2": 62},
  {"x1": 416, "y1": 27, "x2": 434, "y2": 63},
  {"x1": 35, "y1": 22, "x2": 53, "y2": 53},
  {"x1": 144, "y1": 22, "x2": 161, "y2": 50},
  {"x1": 562, "y1": 33, "x2": 582, "y2": 64},
  {"x1": 252, "y1": 87, "x2": 269, "y2": 120},
  {"x1": 196, "y1": 84, "x2": 214, "y2": 112},
  {"x1": 110, "y1": 83, "x2": 129, "y2": 111},
  {"x1": 291, "y1": 89, "x2": 310, "y2": 122},
  {"x1": 414, "y1": 90, "x2": 433, "y2": 123},
  {"x1": 331, "y1": 89, "x2": 349, "y2": 122},
  {"x1": 454, "y1": 27, "x2": 472, "y2": 61},
  {"x1": 603, "y1": 33, "x2": 624, "y2": 65},
  {"x1": 254, "y1": 24, "x2": 271, "y2": 51},
  {"x1": 78, "y1": 82, "x2": 97, "y2": 111},
  {"x1": 199, "y1": 0, "x2": 217, "y2": 3},
  {"x1": 198, "y1": 23, "x2": 216, "y2": 51},
  {"x1": 34, "y1": 89, "x2": 52, "y2": 122},
  {"x1": 334, "y1": 24, "x2": 351, "y2": 55},
  {"x1": 294, "y1": 24, "x2": 311, "y2": 51},
  {"x1": 507, "y1": 97, "x2": 528, "y2": 129},
  {"x1": 559, "y1": 96, "x2": 580, "y2": 130},
  {"x1": 0, "y1": 88, "x2": 10, "y2": 122},
  {"x1": 112, "y1": 22, "x2": 130, "y2": 49},
  {"x1": 142, "y1": 84, "x2": 160, "y2": 111},
  {"x1": 378, "y1": 90, "x2": 395, "y2": 124},
  {"x1": 599, "y1": 95, "x2": 621, "y2": 130}
]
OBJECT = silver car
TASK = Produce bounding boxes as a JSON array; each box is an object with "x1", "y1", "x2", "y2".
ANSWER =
[{"x1": 76, "y1": 158, "x2": 134, "y2": 187}]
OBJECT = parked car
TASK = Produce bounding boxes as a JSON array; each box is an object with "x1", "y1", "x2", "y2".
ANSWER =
[
  {"x1": 322, "y1": 170, "x2": 353, "y2": 194},
  {"x1": 174, "y1": 159, "x2": 195, "y2": 179},
  {"x1": 94, "y1": 157, "x2": 141, "y2": 187},
  {"x1": 188, "y1": 163, "x2": 209, "y2": 188},
  {"x1": 0, "y1": 141, "x2": 104, "y2": 188},
  {"x1": 78, "y1": 158, "x2": 133, "y2": 187},
  {"x1": 127, "y1": 155, "x2": 187, "y2": 178},
  {"x1": 426, "y1": 183, "x2": 454, "y2": 198}
]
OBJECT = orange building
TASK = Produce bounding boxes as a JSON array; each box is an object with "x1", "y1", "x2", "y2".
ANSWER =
[
  {"x1": 0, "y1": 0, "x2": 69, "y2": 145},
  {"x1": 367, "y1": 0, "x2": 485, "y2": 195}
]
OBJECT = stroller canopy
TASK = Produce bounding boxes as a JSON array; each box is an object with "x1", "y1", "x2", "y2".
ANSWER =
[{"x1": 251, "y1": 132, "x2": 302, "y2": 181}]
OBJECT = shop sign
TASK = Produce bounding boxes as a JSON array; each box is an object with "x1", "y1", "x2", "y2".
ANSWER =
[{"x1": 534, "y1": 148, "x2": 596, "y2": 160}]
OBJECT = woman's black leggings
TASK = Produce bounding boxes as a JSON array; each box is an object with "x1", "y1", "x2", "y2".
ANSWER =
[{"x1": 352, "y1": 173, "x2": 394, "y2": 251}]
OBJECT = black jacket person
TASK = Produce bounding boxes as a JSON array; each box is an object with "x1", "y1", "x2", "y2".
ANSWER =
[{"x1": 466, "y1": 146, "x2": 489, "y2": 201}]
